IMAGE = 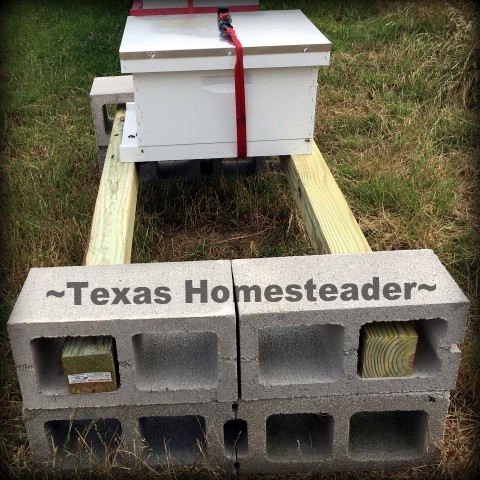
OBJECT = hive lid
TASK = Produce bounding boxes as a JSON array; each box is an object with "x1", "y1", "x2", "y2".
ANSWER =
[{"x1": 120, "y1": 10, "x2": 332, "y2": 72}]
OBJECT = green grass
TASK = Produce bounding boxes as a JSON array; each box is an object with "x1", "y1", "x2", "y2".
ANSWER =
[{"x1": 0, "y1": 0, "x2": 479, "y2": 479}]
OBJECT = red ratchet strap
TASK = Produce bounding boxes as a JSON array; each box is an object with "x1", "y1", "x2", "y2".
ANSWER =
[
  {"x1": 188, "y1": 0, "x2": 193, "y2": 14},
  {"x1": 218, "y1": 8, "x2": 247, "y2": 158}
]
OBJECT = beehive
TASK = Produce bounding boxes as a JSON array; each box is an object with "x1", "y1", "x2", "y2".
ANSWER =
[{"x1": 119, "y1": 10, "x2": 331, "y2": 162}]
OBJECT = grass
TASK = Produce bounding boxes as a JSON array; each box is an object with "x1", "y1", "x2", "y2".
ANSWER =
[{"x1": 0, "y1": 0, "x2": 479, "y2": 478}]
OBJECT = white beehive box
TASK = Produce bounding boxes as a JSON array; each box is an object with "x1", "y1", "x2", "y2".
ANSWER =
[
  {"x1": 119, "y1": 10, "x2": 331, "y2": 162},
  {"x1": 136, "y1": 1, "x2": 259, "y2": 13}
]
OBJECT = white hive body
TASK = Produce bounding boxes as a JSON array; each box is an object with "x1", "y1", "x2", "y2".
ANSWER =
[
  {"x1": 119, "y1": 10, "x2": 331, "y2": 162},
  {"x1": 138, "y1": 0, "x2": 260, "y2": 10}
]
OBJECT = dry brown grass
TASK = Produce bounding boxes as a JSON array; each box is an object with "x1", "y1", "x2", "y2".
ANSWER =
[{"x1": 131, "y1": 171, "x2": 313, "y2": 263}]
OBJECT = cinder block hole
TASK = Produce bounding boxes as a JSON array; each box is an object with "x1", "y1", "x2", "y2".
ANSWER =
[
  {"x1": 31, "y1": 337, "x2": 66, "y2": 395},
  {"x1": 102, "y1": 104, "x2": 119, "y2": 134},
  {"x1": 105, "y1": 103, "x2": 118, "y2": 119},
  {"x1": 200, "y1": 159, "x2": 214, "y2": 175},
  {"x1": 224, "y1": 419, "x2": 248, "y2": 457},
  {"x1": 31, "y1": 336, "x2": 119, "y2": 395},
  {"x1": 258, "y1": 324, "x2": 344, "y2": 386},
  {"x1": 266, "y1": 413, "x2": 333, "y2": 461},
  {"x1": 44, "y1": 418, "x2": 122, "y2": 459},
  {"x1": 132, "y1": 331, "x2": 218, "y2": 391},
  {"x1": 357, "y1": 318, "x2": 446, "y2": 378},
  {"x1": 349, "y1": 410, "x2": 428, "y2": 460},
  {"x1": 139, "y1": 416, "x2": 207, "y2": 462},
  {"x1": 412, "y1": 319, "x2": 446, "y2": 376}
]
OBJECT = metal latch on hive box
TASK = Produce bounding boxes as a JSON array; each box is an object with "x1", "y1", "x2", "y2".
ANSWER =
[{"x1": 118, "y1": 10, "x2": 331, "y2": 162}]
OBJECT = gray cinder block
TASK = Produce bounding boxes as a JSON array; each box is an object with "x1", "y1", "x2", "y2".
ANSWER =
[
  {"x1": 232, "y1": 249, "x2": 469, "y2": 400},
  {"x1": 90, "y1": 75, "x2": 134, "y2": 149},
  {"x1": 8, "y1": 261, "x2": 237, "y2": 409},
  {"x1": 235, "y1": 391, "x2": 450, "y2": 474},
  {"x1": 148, "y1": 157, "x2": 258, "y2": 183},
  {"x1": 24, "y1": 401, "x2": 234, "y2": 470},
  {"x1": 154, "y1": 158, "x2": 224, "y2": 181}
]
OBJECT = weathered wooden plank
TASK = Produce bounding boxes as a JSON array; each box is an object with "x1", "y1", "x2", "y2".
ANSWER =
[
  {"x1": 61, "y1": 336, "x2": 118, "y2": 393},
  {"x1": 359, "y1": 322, "x2": 419, "y2": 378},
  {"x1": 282, "y1": 142, "x2": 371, "y2": 254},
  {"x1": 85, "y1": 108, "x2": 139, "y2": 265}
]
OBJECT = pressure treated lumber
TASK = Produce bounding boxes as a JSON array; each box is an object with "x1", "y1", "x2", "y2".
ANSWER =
[
  {"x1": 85, "y1": 108, "x2": 139, "y2": 265},
  {"x1": 61, "y1": 336, "x2": 118, "y2": 393},
  {"x1": 360, "y1": 322, "x2": 419, "y2": 378},
  {"x1": 282, "y1": 142, "x2": 371, "y2": 254},
  {"x1": 65, "y1": 108, "x2": 138, "y2": 394}
]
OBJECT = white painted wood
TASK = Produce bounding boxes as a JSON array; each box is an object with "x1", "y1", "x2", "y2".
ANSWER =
[
  {"x1": 121, "y1": 52, "x2": 330, "y2": 74},
  {"x1": 142, "y1": 0, "x2": 259, "y2": 8},
  {"x1": 195, "y1": 0, "x2": 258, "y2": 6},
  {"x1": 142, "y1": 0, "x2": 183, "y2": 7},
  {"x1": 120, "y1": 103, "x2": 313, "y2": 162},
  {"x1": 120, "y1": 11, "x2": 331, "y2": 72},
  {"x1": 119, "y1": 10, "x2": 331, "y2": 161},
  {"x1": 133, "y1": 67, "x2": 317, "y2": 147}
]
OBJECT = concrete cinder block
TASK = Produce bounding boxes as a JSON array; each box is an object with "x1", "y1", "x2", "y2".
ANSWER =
[
  {"x1": 90, "y1": 75, "x2": 134, "y2": 170},
  {"x1": 144, "y1": 157, "x2": 258, "y2": 183},
  {"x1": 90, "y1": 75, "x2": 134, "y2": 148},
  {"x1": 235, "y1": 391, "x2": 450, "y2": 474},
  {"x1": 8, "y1": 261, "x2": 237, "y2": 409},
  {"x1": 153, "y1": 158, "x2": 258, "y2": 181},
  {"x1": 232, "y1": 249, "x2": 469, "y2": 400},
  {"x1": 154, "y1": 158, "x2": 224, "y2": 181},
  {"x1": 24, "y1": 401, "x2": 234, "y2": 470}
]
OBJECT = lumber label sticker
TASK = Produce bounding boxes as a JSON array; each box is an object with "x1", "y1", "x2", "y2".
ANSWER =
[{"x1": 67, "y1": 372, "x2": 112, "y2": 384}]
